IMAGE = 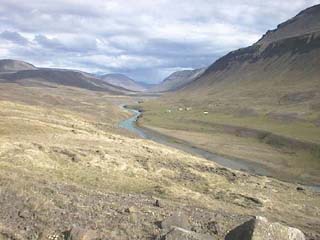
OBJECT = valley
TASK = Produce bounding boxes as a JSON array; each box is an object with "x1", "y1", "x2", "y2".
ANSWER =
[
  {"x1": 0, "y1": 83, "x2": 320, "y2": 239},
  {"x1": 0, "y1": 2, "x2": 320, "y2": 240},
  {"x1": 120, "y1": 106, "x2": 277, "y2": 182}
]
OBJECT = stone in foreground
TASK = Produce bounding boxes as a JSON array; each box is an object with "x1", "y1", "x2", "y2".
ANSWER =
[
  {"x1": 161, "y1": 211, "x2": 190, "y2": 231},
  {"x1": 161, "y1": 227, "x2": 214, "y2": 240},
  {"x1": 64, "y1": 226, "x2": 100, "y2": 240},
  {"x1": 225, "y1": 216, "x2": 305, "y2": 240}
]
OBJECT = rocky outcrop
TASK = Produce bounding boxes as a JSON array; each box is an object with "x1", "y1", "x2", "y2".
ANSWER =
[
  {"x1": 158, "y1": 212, "x2": 214, "y2": 240},
  {"x1": 225, "y1": 216, "x2": 305, "y2": 240},
  {"x1": 64, "y1": 226, "x2": 100, "y2": 240},
  {"x1": 160, "y1": 227, "x2": 214, "y2": 240},
  {"x1": 39, "y1": 227, "x2": 100, "y2": 240},
  {"x1": 160, "y1": 211, "x2": 190, "y2": 231}
]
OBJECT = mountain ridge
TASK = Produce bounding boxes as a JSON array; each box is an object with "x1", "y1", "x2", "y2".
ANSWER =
[
  {"x1": 256, "y1": 4, "x2": 320, "y2": 46},
  {"x1": 0, "y1": 59, "x2": 133, "y2": 94},
  {"x1": 99, "y1": 73, "x2": 147, "y2": 92},
  {"x1": 150, "y1": 68, "x2": 206, "y2": 92},
  {"x1": 0, "y1": 59, "x2": 37, "y2": 72}
]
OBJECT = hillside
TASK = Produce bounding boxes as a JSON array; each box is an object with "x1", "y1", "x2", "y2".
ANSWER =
[
  {"x1": 0, "y1": 59, "x2": 37, "y2": 72},
  {"x1": 0, "y1": 81, "x2": 319, "y2": 239},
  {"x1": 100, "y1": 73, "x2": 147, "y2": 92},
  {"x1": 150, "y1": 68, "x2": 206, "y2": 92},
  {"x1": 181, "y1": 4, "x2": 320, "y2": 96},
  {"x1": 139, "y1": 4, "x2": 320, "y2": 185},
  {"x1": 0, "y1": 60, "x2": 132, "y2": 94},
  {"x1": 257, "y1": 4, "x2": 320, "y2": 46}
]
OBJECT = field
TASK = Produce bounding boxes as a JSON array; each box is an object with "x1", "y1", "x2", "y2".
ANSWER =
[
  {"x1": 0, "y1": 83, "x2": 320, "y2": 239},
  {"x1": 139, "y1": 81, "x2": 320, "y2": 185}
]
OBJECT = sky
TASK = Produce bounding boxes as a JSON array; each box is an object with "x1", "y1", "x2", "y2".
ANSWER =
[{"x1": 0, "y1": 0, "x2": 319, "y2": 83}]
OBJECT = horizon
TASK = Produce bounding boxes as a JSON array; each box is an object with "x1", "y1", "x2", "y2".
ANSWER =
[{"x1": 0, "y1": 0, "x2": 319, "y2": 83}]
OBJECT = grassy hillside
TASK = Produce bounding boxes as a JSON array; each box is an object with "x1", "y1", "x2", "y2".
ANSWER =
[{"x1": 0, "y1": 82, "x2": 319, "y2": 239}]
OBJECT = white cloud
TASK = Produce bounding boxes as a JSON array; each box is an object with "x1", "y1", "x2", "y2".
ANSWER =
[{"x1": 0, "y1": 0, "x2": 319, "y2": 82}]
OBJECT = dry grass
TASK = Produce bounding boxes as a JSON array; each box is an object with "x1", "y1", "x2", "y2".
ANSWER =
[{"x1": 0, "y1": 83, "x2": 319, "y2": 238}]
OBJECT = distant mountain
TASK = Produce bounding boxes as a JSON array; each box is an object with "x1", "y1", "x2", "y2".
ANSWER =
[
  {"x1": 0, "y1": 60, "x2": 132, "y2": 94},
  {"x1": 136, "y1": 81, "x2": 156, "y2": 90},
  {"x1": 99, "y1": 73, "x2": 147, "y2": 92},
  {"x1": 0, "y1": 59, "x2": 37, "y2": 72},
  {"x1": 150, "y1": 68, "x2": 206, "y2": 92}
]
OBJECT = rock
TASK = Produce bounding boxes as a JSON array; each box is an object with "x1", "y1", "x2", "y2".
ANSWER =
[
  {"x1": 47, "y1": 233, "x2": 63, "y2": 240},
  {"x1": 154, "y1": 199, "x2": 163, "y2": 208},
  {"x1": 18, "y1": 208, "x2": 31, "y2": 219},
  {"x1": 205, "y1": 221, "x2": 220, "y2": 235},
  {"x1": 39, "y1": 229, "x2": 63, "y2": 240},
  {"x1": 64, "y1": 226, "x2": 100, "y2": 240},
  {"x1": 71, "y1": 155, "x2": 80, "y2": 162},
  {"x1": 296, "y1": 186, "x2": 305, "y2": 191},
  {"x1": 161, "y1": 212, "x2": 190, "y2": 231},
  {"x1": 191, "y1": 220, "x2": 220, "y2": 235},
  {"x1": 225, "y1": 216, "x2": 305, "y2": 240},
  {"x1": 160, "y1": 227, "x2": 214, "y2": 240},
  {"x1": 125, "y1": 206, "x2": 137, "y2": 213}
]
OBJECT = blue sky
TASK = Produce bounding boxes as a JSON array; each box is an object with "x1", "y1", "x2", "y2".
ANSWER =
[{"x1": 0, "y1": 0, "x2": 319, "y2": 83}]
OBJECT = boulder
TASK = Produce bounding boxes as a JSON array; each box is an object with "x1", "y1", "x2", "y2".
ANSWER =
[
  {"x1": 161, "y1": 212, "x2": 190, "y2": 231},
  {"x1": 296, "y1": 186, "x2": 305, "y2": 191},
  {"x1": 160, "y1": 227, "x2": 214, "y2": 240},
  {"x1": 125, "y1": 206, "x2": 137, "y2": 213},
  {"x1": 154, "y1": 199, "x2": 164, "y2": 208},
  {"x1": 64, "y1": 226, "x2": 100, "y2": 240},
  {"x1": 18, "y1": 208, "x2": 32, "y2": 219},
  {"x1": 225, "y1": 216, "x2": 305, "y2": 240},
  {"x1": 39, "y1": 229, "x2": 63, "y2": 240}
]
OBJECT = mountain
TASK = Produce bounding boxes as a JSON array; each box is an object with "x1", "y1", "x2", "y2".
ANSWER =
[
  {"x1": 150, "y1": 68, "x2": 206, "y2": 92},
  {"x1": 171, "y1": 4, "x2": 320, "y2": 107},
  {"x1": 0, "y1": 59, "x2": 37, "y2": 72},
  {"x1": 0, "y1": 60, "x2": 132, "y2": 94},
  {"x1": 99, "y1": 73, "x2": 147, "y2": 92},
  {"x1": 257, "y1": 4, "x2": 320, "y2": 46}
]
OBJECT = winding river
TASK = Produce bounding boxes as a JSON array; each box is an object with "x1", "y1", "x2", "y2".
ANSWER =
[{"x1": 119, "y1": 106, "x2": 320, "y2": 192}]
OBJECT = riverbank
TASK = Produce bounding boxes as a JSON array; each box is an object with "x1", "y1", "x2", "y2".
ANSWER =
[
  {"x1": 136, "y1": 100, "x2": 320, "y2": 186},
  {"x1": 119, "y1": 105, "x2": 320, "y2": 189}
]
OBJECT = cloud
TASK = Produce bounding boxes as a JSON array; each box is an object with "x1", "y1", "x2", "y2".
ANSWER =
[
  {"x1": 34, "y1": 35, "x2": 65, "y2": 50},
  {"x1": 0, "y1": 0, "x2": 319, "y2": 83},
  {"x1": 34, "y1": 34, "x2": 98, "y2": 53},
  {"x1": 0, "y1": 30, "x2": 29, "y2": 45}
]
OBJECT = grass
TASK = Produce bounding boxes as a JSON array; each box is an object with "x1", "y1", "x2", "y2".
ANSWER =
[
  {"x1": 0, "y1": 83, "x2": 320, "y2": 239},
  {"x1": 140, "y1": 104, "x2": 320, "y2": 143},
  {"x1": 139, "y1": 100, "x2": 320, "y2": 185}
]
